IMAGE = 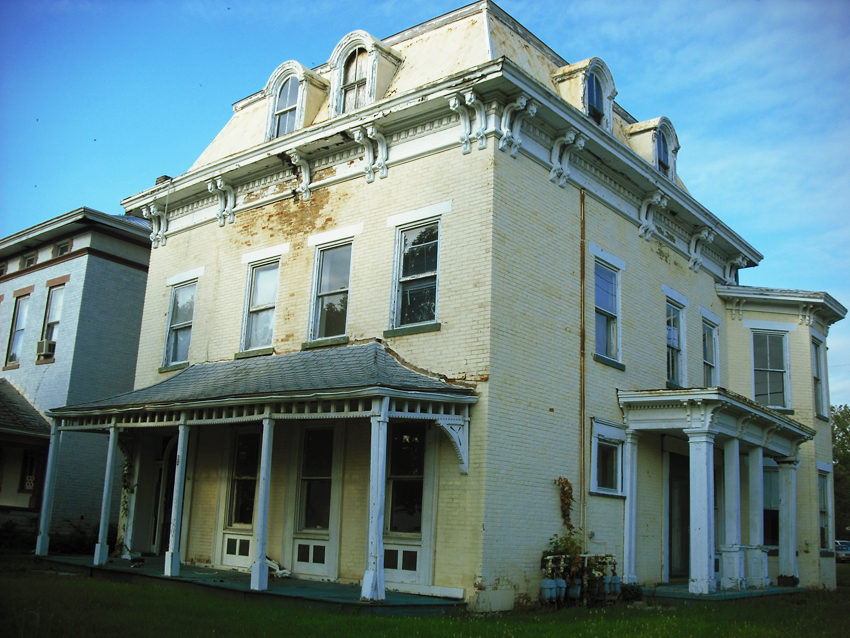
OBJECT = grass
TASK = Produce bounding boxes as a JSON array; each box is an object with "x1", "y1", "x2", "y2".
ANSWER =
[{"x1": 1, "y1": 554, "x2": 848, "y2": 638}]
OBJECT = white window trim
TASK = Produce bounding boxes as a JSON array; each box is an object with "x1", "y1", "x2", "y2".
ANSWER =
[
  {"x1": 699, "y1": 306, "x2": 723, "y2": 327},
  {"x1": 307, "y1": 239, "x2": 354, "y2": 342},
  {"x1": 166, "y1": 266, "x2": 205, "y2": 287},
  {"x1": 590, "y1": 243, "x2": 624, "y2": 363},
  {"x1": 327, "y1": 31, "x2": 400, "y2": 117},
  {"x1": 240, "y1": 259, "x2": 280, "y2": 352},
  {"x1": 750, "y1": 329, "x2": 792, "y2": 409},
  {"x1": 163, "y1": 280, "x2": 198, "y2": 366},
  {"x1": 743, "y1": 319, "x2": 797, "y2": 332},
  {"x1": 818, "y1": 469, "x2": 832, "y2": 549},
  {"x1": 701, "y1": 318, "x2": 720, "y2": 387},
  {"x1": 664, "y1": 287, "x2": 688, "y2": 387},
  {"x1": 591, "y1": 418, "x2": 626, "y2": 496},
  {"x1": 263, "y1": 61, "x2": 329, "y2": 142},
  {"x1": 241, "y1": 243, "x2": 289, "y2": 265},
  {"x1": 588, "y1": 242, "x2": 626, "y2": 271},
  {"x1": 389, "y1": 217, "x2": 441, "y2": 329},
  {"x1": 584, "y1": 58, "x2": 616, "y2": 133},
  {"x1": 386, "y1": 201, "x2": 451, "y2": 229},
  {"x1": 307, "y1": 223, "x2": 363, "y2": 247},
  {"x1": 811, "y1": 334, "x2": 828, "y2": 417}
]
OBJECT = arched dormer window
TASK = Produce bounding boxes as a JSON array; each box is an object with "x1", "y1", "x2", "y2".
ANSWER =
[
  {"x1": 263, "y1": 61, "x2": 329, "y2": 142},
  {"x1": 625, "y1": 117, "x2": 680, "y2": 181},
  {"x1": 328, "y1": 31, "x2": 401, "y2": 117},
  {"x1": 552, "y1": 57, "x2": 617, "y2": 133}
]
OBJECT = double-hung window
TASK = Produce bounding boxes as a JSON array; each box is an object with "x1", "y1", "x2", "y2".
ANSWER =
[
  {"x1": 666, "y1": 302, "x2": 683, "y2": 386},
  {"x1": 386, "y1": 422, "x2": 426, "y2": 534},
  {"x1": 341, "y1": 47, "x2": 368, "y2": 113},
  {"x1": 812, "y1": 338, "x2": 826, "y2": 416},
  {"x1": 227, "y1": 430, "x2": 261, "y2": 528},
  {"x1": 243, "y1": 262, "x2": 279, "y2": 351},
  {"x1": 6, "y1": 294, "x2": 30, "y2": 365},
  {"x1": 657, "y1": 132, "x2": 670, "y2": 176},
  {"x1": 590, "y1": 419, "x2": 625, "y2": 496},
  {"x1": 164, "y1": 282, "x2": 196, "y2": 366},
  {"x1": 312, "y1": 243, "x2": 351, "y2": 340},
  {"x1": 818, "y1": 471, "x2": 830, "y2": 550},
  {"x1": 395, "y1": 222, "x2": 439, "y2": 327},
  {"x1": 42, "y1": 286, "x2": 64, "y2": 343},
  {"x1": 702, "y1": 321, "x2": 717, "y2": 386},
  {"x1": 298, "y1": 427, "x2": 334, "y2": 533},
  {"x1": 594, "y1": 262, "x2": 619, "y2": 360},
  {"x1": 274, "y1": 76, "x2": 298, "y2": 137},
  {"x1": 752, "y1": 332, "x2": 788, "y2": 408},
  {"x1": 763, "y1": 467, "x2": 779, "y2": 546}
]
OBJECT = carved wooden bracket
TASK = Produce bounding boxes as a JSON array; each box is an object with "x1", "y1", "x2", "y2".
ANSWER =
[
  {"x1": 436, "y1": 416, "x2": 469, "y2": 475},
  {"x1": 207, "y1": 177, "x2": 236, "y2": 226},
  {"x1": 367, "y1": 125, "x2": 388, "y2": 179},
  {"x1": 287, "y1": 150, "x2": 311, "y2": 200},
  {"x1": 798, "y1": 303, "x2": 822, "y2": 327},
  {"x1": 638, "y1": 191, "x2": 667, "y2": 240},
  {"x1": 549, "y1": 128, "x2": 586, "y2": 188},
  {"x1": 449, "y1": 90, "x2": 487, "y2": 154},
  {"x1": 351, "y1": 127, "x2": 376, "y2": 183},
  {"x1": 724, "y1": 254, "x2": 747, "y2": 285},
  {"x1": 498, "y1": 94, "x2": 536, "y2": 158},
  {"x1": 688, "y1": 226, "x2": 715, "y2": 272},
  {"x1": 141, "y1": 203, "x2": 168, "y2": 248},
  {"x1": 448, "y1": 94, "x2": 472, "y2": 154},
  {"x1": 463, "y1": 90, "x2": 487, "y2": 150}
]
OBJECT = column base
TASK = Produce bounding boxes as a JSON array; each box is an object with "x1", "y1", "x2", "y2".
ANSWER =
[
  {"x1": 35, "y1": 534, "x2": 50, "y2": 557},
  {"x1": 688, "y1": 577, "x2": 716, "y2": 595},
  {"x1": 360, "y1": 569, "x2": 386, "y2": 601},
  {"x1": 250, "y1": 560, "x2": 268, "y2": 591},
  {"x1": 746, "y1": 547, "x2": 770, "y2": 589},
  {"x1": 720, "y1": 546, "x2": 746, "y2": 590},
  {"x1": 164, "y1": 551, "x2": 181, "y2": 577},
  {"x1": 93, "y1": 542, "x2": 109, "y2": 566},
  {"x1": 622, "y1": 574, "x2": 639, "y2": 585}
]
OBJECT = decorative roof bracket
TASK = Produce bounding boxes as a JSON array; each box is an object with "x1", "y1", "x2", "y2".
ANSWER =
[
  {"x1": 463, "y1": 90, "x2": 487, "y2": 150},
  {"x1": 549, "y1": 128, "x2": 586, "y2": 188},
  {"x1": 448, "y1": 93, "x2": 472, "y2": 154},
  {"x1": 638, "y1": 191, "x2": 667, "y2": 240},
  {"x1": 351, "y1": 127, "x2": 376, "y2": 183},
  {"x1": 141, "y1": 202, "x2": 168, "y2": 248},
  {"x1": 435, "y1": 410, "x2": 469, "y2": 475},
  {"x1": 367, "y1": 124, "x2": 388, "y2": 179},
  {"x1": 688, "y1": 226, "x2": 715, "y2": 272},
  {"x1": 724, "y1": 254, "x2": 748, "y2": 285},
  {"x1": 286, "y1": 149, "x2": 311, "y2": 201},
  {"x1": 499, "y1": 94, "x2": 537, "y2": 157},
  {"x1": 207, "y1": 177, "x2": 236, "y2": 226}
]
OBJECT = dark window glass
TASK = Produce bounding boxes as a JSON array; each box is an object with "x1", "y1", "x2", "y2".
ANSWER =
[
  {"x1": 753, "y1": 333, "x2": 786, "y2": 407},
  {"x1": 596, "y1": 442, "x2": 618, "y2": 490},
  {"x1": 229, "y1": 432, "x2": 260, "y2": 526},
  {"x1": 587, "y1": 73, "x2": 604, "y2": 124},
  {"x1": 398, "y1": 224, "x2": 439, "y2": 326},
  {"x1": 657, "y1": 132, "x2": 669, "y2": 175},
  {"x1": 275, "y1": 76, "x2": 299, "y2": 137},
  {"x1": 315, "y1": 244, "x2": 351, "y2": 339},
  {"x1": 299, "y1": 428, "x2": 334, "y2": 530},
  {"x1": 387, "y1": 423, "x2": 425, "y2": 534},
  {"x1": 342, "y1": 47, "x2": 368, "y2": 113}
]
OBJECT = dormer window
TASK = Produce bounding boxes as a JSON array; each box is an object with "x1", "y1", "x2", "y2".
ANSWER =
[
  {"x1": 657, "y1": 132, "x2": 670, "y2": 176},
  {"x1": 587, "y1": 73, "x2": 604, "y2": 125},
  {"x1": 342, "y1": 47, "x2": 368, "y2": 113},
  {"x1": 275, "y1": 77, "x2": 298, "y2": 137}
]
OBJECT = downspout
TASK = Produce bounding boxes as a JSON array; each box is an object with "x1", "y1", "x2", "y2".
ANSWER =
[{"x1": 579, "y1": 189, "x2": 587, "y2": 541}]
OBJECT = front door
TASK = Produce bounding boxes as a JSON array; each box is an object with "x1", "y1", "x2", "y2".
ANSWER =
[
  {"x1": 669, "y1": 452, "x2": 690, "y2": 579},
  {"x1": 220, "y1": 429, "x2": 261, "y2": 568}
]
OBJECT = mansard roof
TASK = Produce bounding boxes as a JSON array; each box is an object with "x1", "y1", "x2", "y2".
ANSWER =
[
  {"x1": 0, "y1": 379, "x2": 50, "y2": 437},
  {"x1": 50, "y1": 342, "x2": 473, "y2": 416}
]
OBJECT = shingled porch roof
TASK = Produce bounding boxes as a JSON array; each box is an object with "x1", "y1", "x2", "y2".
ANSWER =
[{"x1": 49, "y1": 342, "x2": 473, "y2": 417}]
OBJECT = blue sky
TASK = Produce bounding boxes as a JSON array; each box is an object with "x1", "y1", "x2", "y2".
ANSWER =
[{"x1": 1, "y1": 0, "x2": 848, "y2": 404}]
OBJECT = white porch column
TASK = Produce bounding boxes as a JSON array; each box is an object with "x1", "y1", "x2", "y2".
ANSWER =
[
  {"x1": 746, "y1": 446, "x2": 769, "y2": 588},
  {"x1": 720, "y1": 438, "x2": 745, "y2": 590},
  {"x1": 622, "y1": 430, "x2": 641, "y2": 585},
  {"x1": 777, "y1": 457, "x2": 799, "y2": 584},
  {"x1": 35, "y1": 421, "x2": 61, "y2": 556},
  {"x1": 361, "y1": 397, "x2": 390, "y2": 601},
  {"x1": 250, "y1": 417, "x2": 275, "y2": 591},
  {"x1": 164, "y1": 424, "x2": 189, "y2": 577},
  {"x1": 685, "y1": 428, "x2": 716, "y2": 594},
  {"x1": 94, "y1": 426, "x2": 120, "y2": 565}
]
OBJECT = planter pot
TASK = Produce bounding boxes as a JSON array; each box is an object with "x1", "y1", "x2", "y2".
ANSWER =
[{"x1": 568, "y1": 578, "x2": 582, "y2": 600}]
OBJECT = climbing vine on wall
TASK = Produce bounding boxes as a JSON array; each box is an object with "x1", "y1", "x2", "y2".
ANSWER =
[{"x1": 554, "y1": 476, "x2": 575, "y2": 531}]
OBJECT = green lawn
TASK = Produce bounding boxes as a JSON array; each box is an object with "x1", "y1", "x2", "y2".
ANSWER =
[{"x1": 1, "y1": 554, "x2": 848, "y2": 638}]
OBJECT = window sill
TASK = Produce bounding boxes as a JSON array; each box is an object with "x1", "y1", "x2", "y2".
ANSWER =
[
  {"x1": 816, "y1": 413, "x2": 830, "y2": 423},
  {"x1": 770, "y1": 407, "x2": 795, "y2": 415},
  {"x1": 2, "y1": 363, "x2": 20, "y2": 371},
  {"x1": 301, "y1": 336, "x2": 349, "y2": 350},
  {"x1": 589, "y1": 490, "x2": 626, "y2": 500},
  {"x1": 35, "y1": 357, "x2": 56, "y2": 366},
  {"x1": 383, "y1": 323, "x2": 441, "y2": 338},
  {"x1": 234, "y1": 347, "x2": 275, "y2": 360},
  {"x1": 666, "y1": 381, "x2": 686, "y2": 390},
  {"x1": 159, "y1": 362, "x2": 189, "y2": 374},
  {"x1": 592, "y1": 353, "x2": 625, "y2": 371}
]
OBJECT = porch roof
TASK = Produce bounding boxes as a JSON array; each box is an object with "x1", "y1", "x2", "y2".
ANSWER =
[
  {"x1": 0, "y1": 379, "x2": 50, "y2": 437},
  {"x1": 49, "y1": 342, "x2": 474, "y2": 417}
]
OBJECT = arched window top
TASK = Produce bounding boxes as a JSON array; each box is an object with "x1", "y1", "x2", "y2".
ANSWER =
[
  {"x1": 328, "y1": 31, "x2": 401, "y2": 117},
  {"x1": 263, "y1": 60, "x2": 329, "y2": 141},
  {"x1": 625, "y1": 117, "x2": 680, "y2": 181},
  {"x1": 552, "y1": 57, "x2": 617, "y2": 133},
  {"x1": 587, "y1": 72, "x2": 604, "y2": 125},
  {"x1": 656, "y1": 131, "x2": 670, "y2": 176}
]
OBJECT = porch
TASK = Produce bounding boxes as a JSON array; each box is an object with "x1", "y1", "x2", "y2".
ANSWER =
[
  {"x1": 641, "y1": 580, "x2": 804, "y2": 606},
  {"x1": 36, "y1": 554, "x2": 466, "y2": 616}
]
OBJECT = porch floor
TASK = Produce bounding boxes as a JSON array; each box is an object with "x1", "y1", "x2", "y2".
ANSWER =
[
  {"x1": 642, "y1": 580, "x2": 805, "y2": 605},
  {"x1": 36, "y1": 555, "x2": 466, "y2": 617}
]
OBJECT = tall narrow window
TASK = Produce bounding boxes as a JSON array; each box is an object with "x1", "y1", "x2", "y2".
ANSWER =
[
  {"x1": 666, "y1": 302, "x2": 682, "y2": 386},
  {"x1": 812, "y1": 339, "x2": 825, "y2": 416},
  {"x1": 702, "y1": 321, "x2": 717, "y2": 387},
  {"x1": 657, "y1": 132, "x2": 670, "y2": 176},
  {"x1": 764, "y1": 468, "x2": 779, "y2": 546},
  {"x1": 341, "y1": 47, "x2": 368, "y2": 113},
  {"x1": 42, "y1": 286, "x2": 64, "y2": 343},
  {"x1": 818, "y1": 472, "x2": 829, "y2": 549},
  {"x1": 395, "y1": 223, "x2": 439, "y2": 327},
  {"x1": 587, "y1": 72, "x2": 604, "y2": 125},
  {"x1": 298, "y1": 428, "x2": 334, "y2": 531},
  {"x1": 6, "y1": 295, "x2": 30, "y2": 364},
  {"x1": 275, "y1": 76, "x2": 298, "y2": 137},
  {"x1": 244, "y1": 263, "x2": 278, "y2": 351},
  {"x1": 386, "y1": 423, "x2": 426, "y2": 534},
  {"x1": 228, "y1": 431, "x2": 260, "y2": 527},
  {"x1": 594, "y1": 262, "x2": 618, "y2": 360},
  {"x1": 313, "y1": 244, "x2": 351, "y2": 339},
  {"x1": 165, "y1": 282, "x2": 196, "y2": 365},
  {"x1": 753, "y1": 332, "x2": 787, "y2": 407}
]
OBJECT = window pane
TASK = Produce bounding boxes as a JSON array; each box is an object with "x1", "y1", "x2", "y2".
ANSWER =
[
  {"x1": 277, "y1": 108, "x2": 297, "y2": 137},
  {"x1": 302, "y1": 428, "x2": 334, "y2": 478},
  {"x1": 251, "y1": 265, "x2": 278, "y2": 308},
  {"x1": 277, "y1": 77, "x2": 297, "y2": 111},
  {"x1": 768, "y1": 371, "x2": 785, "y2": 406},
  {"x1": 767, "y1": 334, "x2": 784, "y2": 369},
  {"x1": 344, "y1": 48, "x2": 367, "y2": 84},
  {"x1": 594, "y1": 263, "x2": 616, "y2": 315},
  {"x1": 666, "y1": 304, "x2": 679, "y2": 348},
  {"x1": 172, "y1": 284, "x2": 196, "y2": 325},
  {"x1": 389, "y1": 479, "x2": 422, "y2": 533},
  {"x1": 703, "y1": 323, "x2": 714, "y2": 365},
  {"x1": 389, "y1": 424, "x2": 426, "y2": 477},
  {"x1": 317, "y1": 292, "x2": 348, "y2": 338},
  {"x1": 597, "y1": 443, "x2": 617, "y2": 490},
  {"x1": 319, "y1": 244, "x2": 351, "y2": 294},
  {"x1": 247, "y1": 307, "x2": 274, "y2": 349},
  {"x1": 753, "y1": 333, "x2": 768, "y2": 368},
  {"x1": 232, "y1": 479, "x2": 256, "y2": 525},
  {"x1": 169, "y1": 325, "x2": 192, "y2": 363},
  {"x1": 14, "y1": 296, "x2": 30, "y2": 330},
  {"x1": 301, "y1": 479, "x2": 332, "y2": 530},
  {"x1": 595, "y1": 311, "x2": 610, "y2": 357},
  {"x1": 46, "y1": 287, "x2": 64, "y2": 324},
  {"x1": 234, "y1": 433, "x2": 260, "y2": 478},
  {"x1": 400, "y1": 277, "x2": 436, "y2": 325},
  {"x1": 401, "y1": 225, "x2": 439, "y2": 277}
]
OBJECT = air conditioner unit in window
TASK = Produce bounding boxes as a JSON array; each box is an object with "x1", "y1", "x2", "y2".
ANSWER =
[{"x1": 36, "y1": 340, "x2": 56, "y2": 357}]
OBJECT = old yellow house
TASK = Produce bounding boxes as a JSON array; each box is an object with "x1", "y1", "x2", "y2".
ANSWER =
[{"x1": 37, "y1": 1, "x2": 845, "y2": 611}]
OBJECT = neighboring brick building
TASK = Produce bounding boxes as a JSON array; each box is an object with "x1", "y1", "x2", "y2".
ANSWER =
[
  {"x1": 41, "y1": 2, "x2": 844, "y2": 610},
  {"x1": 0, "y1": 208, "x2": 150, "y2": 535}
]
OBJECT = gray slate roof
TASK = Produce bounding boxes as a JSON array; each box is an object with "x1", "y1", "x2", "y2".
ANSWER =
[
  {"x1": 0, "y1": 379, "x2": 51, "y2": 436},
  {"x1": 54, "y1": 342, "x2": 471, "y2": 414}
]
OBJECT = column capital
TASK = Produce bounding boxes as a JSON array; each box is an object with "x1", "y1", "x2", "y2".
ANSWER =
[
  {"x1": 625, "y1": 429, "x2": 642, "y2": 443},
  {"x1": 775, "y1": 456, "x2": 800, "y2": 469},
  {"x1": 683, "y1": 428, "x2": 715, "y2": 443}
]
